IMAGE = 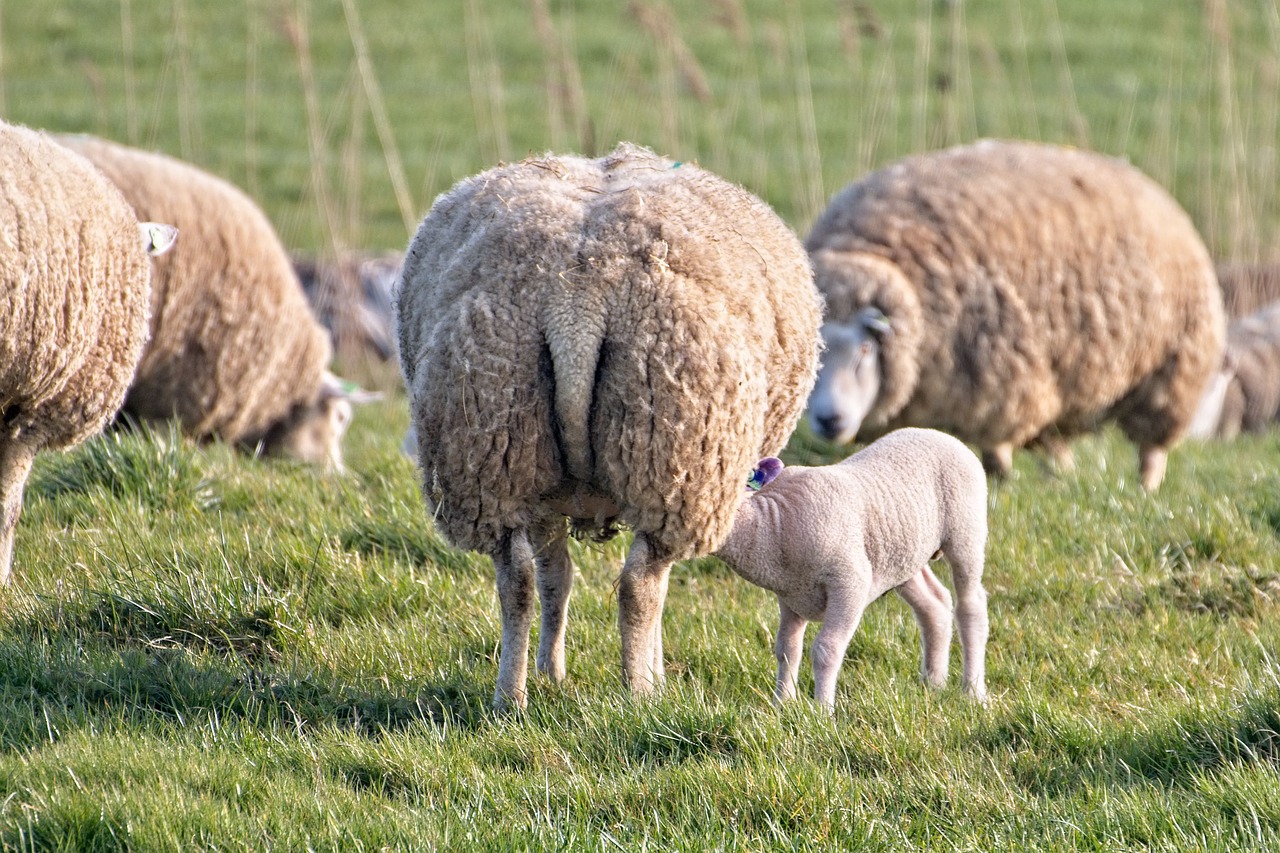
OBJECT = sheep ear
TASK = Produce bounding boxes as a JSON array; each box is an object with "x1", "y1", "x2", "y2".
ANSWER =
[
  {"x1": 319, "y1": 370, "x2": 383, "y2": 404},
  {"x1": 856, "y1": 306, "x2": 892, "y2": 339},
  {"x1": 747, "y1": 456, "x2": 785, "y2": 491},
  {"x1": 139, "y1": 222, "x2": 178, "y2": 256}
]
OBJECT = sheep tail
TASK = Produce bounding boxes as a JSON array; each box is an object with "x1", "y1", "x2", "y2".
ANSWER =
[{"x1": 543, "y1": 296, "x2": 607, "y2": 482}]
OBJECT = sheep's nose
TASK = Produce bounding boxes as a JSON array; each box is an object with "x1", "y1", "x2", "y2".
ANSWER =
[{"x1": 813, "y1": 413, "x2": 841, "y2": 439}]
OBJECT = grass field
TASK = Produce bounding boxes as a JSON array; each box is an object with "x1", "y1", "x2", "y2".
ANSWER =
[{"x1": 2, "y1": 0, "x2": 1280, "y2": 849}]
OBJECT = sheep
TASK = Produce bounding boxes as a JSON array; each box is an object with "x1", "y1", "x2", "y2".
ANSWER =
[
  {"x1": 397, "y1": 143, "x2": 823, "y2": 710},
  {"x1": 1216, "y1": 262, "x2": 1280, "y2": 319},
  {"x1": 1, "y1": 121, "x2": 176, "y2": 584},
  {"x1": 1188, "y1": 301, "x2": 1280, "y2": 439},
  {"x1": 293, "y1": 250, "x2": 402, "y2": 363},
  {"x1": 805, "y1": 139, "x2": 1226, "y2": 490},
  {"x1": 55, "y1": 134, "x2": 356, "y2": 471},
  {"x1": 714, "y1": 428, "x2": 988, "y2": 712}
]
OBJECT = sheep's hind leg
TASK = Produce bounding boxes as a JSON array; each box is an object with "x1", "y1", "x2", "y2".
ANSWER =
[
  {"x1": 774, "y1": 601, "x2": 807, "y2": 703},
  {"x1": 895, "y1": 566, "x2": 953, "y2": 689},
  {"x1": 617, "y1": 533, "x2": 674, "y2": 696},
  {"x1": 533, "y1": 515, "x2": 573, "y2": 683},
  {"x1": 946, "y1": 541, "x2": 989, "y2": 702},
  {"x1": 1138, "y1": 443, "x2": 1168, "y2": 492},
  {"x1": 810, "y1": 587, "x2": 870, "y2": 713},
  {"x1": 492, "y1": 527, "x2": 538, "y2": 712}
]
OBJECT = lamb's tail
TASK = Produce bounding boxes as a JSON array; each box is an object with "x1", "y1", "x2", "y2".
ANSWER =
[{"x1": 543, "y1": 296, "x2": 607, "y2": 483}]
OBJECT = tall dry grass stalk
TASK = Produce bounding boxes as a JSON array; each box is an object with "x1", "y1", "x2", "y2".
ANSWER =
[
  {"x1": 911, "y1": 0, "x2": 933, "y2": 152},
  {"x1": 172, "y1": 0, "x2": 202, "y2": 162},
  {"x1": 120, "y1": 0, "x2": 138, "y2": 144},
  {"x1": 1202, "y1": 0, "x2": 1255, "y2": 261},
  {"x1": 464, "y1": 0, "x2": 511, "y2": 165},
  {"x1": 244, "y1": 0, "x2": 262, "y2": 202},
  {"x1": 340, "y1": 0, "x2": 416, "y2": 233},
  {"x1": 529, "y1": 0, "x2": 593, "y2": 155},
  {"x1": 1043, "y1": 0, "x2": 1089, "y2": 146},
  {"x1": 783, "y1": 0, "x2": 824, "y2": 227}
]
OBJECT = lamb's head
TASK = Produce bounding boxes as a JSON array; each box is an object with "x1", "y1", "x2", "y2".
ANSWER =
[
  {"x1": 807, "y1": 307, "x2": 891, "y2": 444},
  {"x1": 254, "y1": 372, "x2": 377, "y2": 471}
]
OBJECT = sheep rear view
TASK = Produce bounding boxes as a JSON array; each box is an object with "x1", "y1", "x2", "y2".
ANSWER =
[
  {"x1": 55, "y1": 135, "x2": 352, "y2": 470},
  {"x1": 806, "y1": 139, "x2": 1226, "y2": 490},
  {"x1": 1, "y1": 122, "x2": 174, "y2": 584},
  {"x1": 397, "y1": 143, "x2": 823, "y2": 710}
]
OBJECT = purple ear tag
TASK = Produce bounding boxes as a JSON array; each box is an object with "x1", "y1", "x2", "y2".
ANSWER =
[{"x1": 746, "y1": 457, "x2": 784, "y2": 491}]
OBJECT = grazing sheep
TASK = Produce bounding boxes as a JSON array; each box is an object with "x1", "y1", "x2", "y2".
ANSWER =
[
  {"x1": 55, "y1": 135, "x2": 355, "y2": 470},
  {"x1": 1216, "y1": 262, "x2": 1280, "y2": 319},
  {"x1": 293, "y1": 250, "x2": 402, "y2": 362},
  {"x1": 1, "y1": 122, "x2": 176, "y2": 584},
  {"x1": 806, "y1": 139, "x2": 1226, "y2": 490},
  {"x1": 715, "y1": 429, "x2": 988, "y2": 712},
  {"x1": 397, "y1": 143, "x2": 823, "y2": 710},
  {"x1": 1188, "y1": 301, "x2": 1280, "y2": 439}
]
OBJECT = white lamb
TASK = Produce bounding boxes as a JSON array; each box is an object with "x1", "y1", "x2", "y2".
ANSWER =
[{"x1": 714, "y1": 428, "x2": 989, "y2": 712}]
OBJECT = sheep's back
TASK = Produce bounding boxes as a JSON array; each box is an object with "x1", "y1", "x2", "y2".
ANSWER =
[
  {"x1": 57, "y1": 136, "x2": 331, "y2": 444},
  {"x1": 399, "y1": 144, "x2": 821, "y2": 557},
  {"x1": 0, "y1": 123, "x2": 152, "y2": 450},
  {"x1": 807, "y1": 140, "x2": 1223, "y2": 448}
]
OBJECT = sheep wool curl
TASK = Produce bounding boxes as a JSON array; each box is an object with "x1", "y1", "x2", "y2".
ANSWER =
[
  {"x1": 55, "y1": 135, "x2": 344, "y2": 468},
  {"x1": 0, "y1": 122, "x2": 158, "y2": 583},
  {"x1": 398, "y1": 143, "x2": 823, "y2": 709},
  {"x1": 806, "y1": 139, "x2": 1226, "y2": 490}
]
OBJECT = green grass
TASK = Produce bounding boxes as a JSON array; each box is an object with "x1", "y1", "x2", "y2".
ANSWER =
[
  {"x1": 0, "y1": 407, "x2": 1278, "y2": 849},
  {"x1": 3, "y1": 1, "x2": 1280, "y2": 848}
]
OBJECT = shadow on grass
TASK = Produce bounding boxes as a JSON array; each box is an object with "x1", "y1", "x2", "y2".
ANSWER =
[{"x1": 977, "y1": 688, "x2": 1280, "y2": 796}]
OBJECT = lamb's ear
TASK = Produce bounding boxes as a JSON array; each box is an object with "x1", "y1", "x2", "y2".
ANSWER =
[
  {"x1": 856, "y1": 306, "x2": 893, "y2": 339},
  {"x1": 139, "y1": 222, "x2": 178, "y2": 256},
  {"x1": 747, "y1": 457, "x2": 785, "y2": 491},
  {"x1": 319, "y1": 370, "x2": 383, "y2": 403}
]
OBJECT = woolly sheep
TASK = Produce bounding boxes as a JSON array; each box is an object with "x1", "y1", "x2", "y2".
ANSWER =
[
  {"x1": 1216, "y1": 262, "x2": 1280, "y2": 319},
  {"x1": 1188, "y1": 301, "x2": 1280, "y2": 439},
  {"x1": 397, "y1": 143, "x2": 823, "y2": 710},
  {"x1": 715, "y1": 428, "x2": 988, "y2": 712},
  {"x1": 55, "y1": 135, "x2": 355, "y2": 471},
  {"x1": 1, "y1": 122, "x2": 176, "y2": 584},
  {"x1": 293, "y1": 250, "x2": 402, "y2": 362},
  {"x1": 805, "y1": 139, "x2": 1226, "y2": 490}
]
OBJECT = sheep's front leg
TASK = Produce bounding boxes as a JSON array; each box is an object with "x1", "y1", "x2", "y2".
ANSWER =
[
  {"x1": 1138, "y1": 443, "x2": 1168, "y2": 492},
  {"x1": 533, "y1": 516, "x2": 573, "y2": 683},
  {"x1": 0, "y1": 442, "x2": 36, "y2": 586},
  {"x1": 810, "y1": 587, "x2": 870, "y2": 713},
  {"x1": 774, "y1": 601, "x2": 807, "y2": 703},
  {"x1": 617, "y1": 533, "x2": 674, "y2": 696},
  {"x1": 492, "y1": 528, "x2": 538, "y2": 711},
  {"x1": 895, "y1": 567, "x2": 953, "y2": 688}
]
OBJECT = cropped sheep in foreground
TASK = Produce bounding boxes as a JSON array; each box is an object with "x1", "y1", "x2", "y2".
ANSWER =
[
  {"x1": 56, "y1": 135, "x2": 358, "y2": 470},
  {"x1": 397, "y1": 143, "x2": 823, "y2": 710},
  {"x1": 1, "y1": 121, "x2": 175, "y2": 584},
  {"x1": 715, "y1": 428, "x2": 989, "y2": 712},
  {"x1": 806, "y1": 139, "x2": 1226, "y2": 490},
  {"x1": 1188, "y1": 301, "x2": 1280, "y2": 439}
]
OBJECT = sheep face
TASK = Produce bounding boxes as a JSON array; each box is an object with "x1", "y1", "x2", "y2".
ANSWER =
[
  {"x1": 808, "y1": 309, "x2": 891, "y2": 444},
  {"x1": 253, "y1": 394, "x2": 353, "y2": 471}
]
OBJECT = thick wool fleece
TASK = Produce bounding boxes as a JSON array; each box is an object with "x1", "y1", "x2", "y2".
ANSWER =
[
  {"x1": 398, "y1": 143, "x2": 823, "y2": 560},
  {"x1": 807, "y1": 139, "x2": 1225, "y2": 461},
  {"x1": 0, "y1": 122, "x2": 154, "y2": 582},
  {"x1": 57, "y1": 135, "x2": 331, "y2": 445},
  {"x1": 1216, "y1": 262, "x2": 1280, "y2": 319}
]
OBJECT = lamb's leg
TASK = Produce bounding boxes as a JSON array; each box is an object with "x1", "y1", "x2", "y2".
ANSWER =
[
  {"x1": 492, "y1": 527, "x2": 538, "y2": 711},
  {"x1": 533, "y1": 516, "x2": 573, "y2": 683},
  {"x1": 895, "y1": 567, "x2": 953, "y2": 688},
  {"x1": 810, "y1": 588, "x2": 870, "y2": 713},
  {"x1": 980, "y1": 443, "x2": 1014, "y2": 478},
  {"x1": 0, "y1": 442, "x2": 36, "y2": 586},
  {"x1": 774, "y1": 601, "x2": 807, "y2": 703},
  {"x1": 1138, "y1": 443, "x2": 1168, "y2": 491},
  {"x1": 946, "y1": 539, "x2": 989, "y2": 702},
  {"x1": 617, "y1": 533, "x2": 674, "y2": 696}
]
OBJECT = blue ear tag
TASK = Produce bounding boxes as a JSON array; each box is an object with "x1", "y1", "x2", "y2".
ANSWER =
[{"x1": 746, "y1": 457, "x2": 785, "y2": 491}]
